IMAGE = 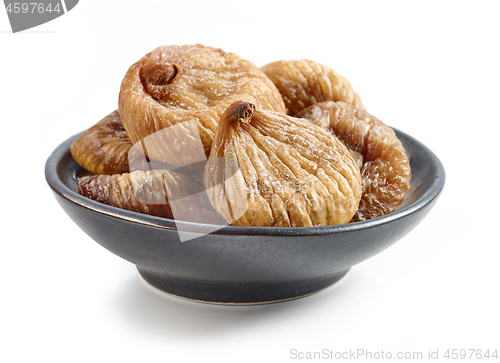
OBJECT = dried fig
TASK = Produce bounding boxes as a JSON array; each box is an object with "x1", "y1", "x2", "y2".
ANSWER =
[
  {"x1": 78, "y1": 170, "x2": 176, "y2": 218},
  {"x1": 261, "y1": 60, "x2": 364, "y2": 115},
  {"x1": 204, "y1": 101, "x2": 362, "y2": 227},
  {"x1": 78, "y1": 168, "x2": 217, "y2": 221},
  {"x1": 296, "y1": 101, "x2": 411, "y2": 222},
  {"x1": 70, "y1": 110, "x2": 132, "y2": 175},
  {"x1": 119, "y1": 45, "x2": 286, "y2": 163}
]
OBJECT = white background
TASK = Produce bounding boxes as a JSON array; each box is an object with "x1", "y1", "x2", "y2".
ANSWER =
[{"x1": 1, "y1": 1, "x2": 499, "y2": 362}]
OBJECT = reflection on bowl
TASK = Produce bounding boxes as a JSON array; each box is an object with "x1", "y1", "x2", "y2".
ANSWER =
[{"x1": 45, "y1": 128, "x2": 445, "y2": 304}]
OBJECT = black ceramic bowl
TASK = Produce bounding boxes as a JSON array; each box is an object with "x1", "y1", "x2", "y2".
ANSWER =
[{"x1": 46, "y1": 129, "x2": 445, "y2": 304}]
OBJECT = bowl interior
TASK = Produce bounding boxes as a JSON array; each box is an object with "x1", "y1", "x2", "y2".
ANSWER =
[{"x1": 50, "y1": 128, "x2": 445, "y2": 235}]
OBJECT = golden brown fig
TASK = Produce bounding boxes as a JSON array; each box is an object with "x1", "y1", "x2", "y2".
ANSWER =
[
  {"x1": 204, "y1": 101, "x2": 362, "y2": 227},
  {"x1": 119, "y1": 45, "x2": 286, "y2": 161},
  {"x1": 78, "y1": 170, "x2": 176, "y2": 218},
  {"x1": 78, "y1": 169, "x2": 217, "y2": 220},
  {"x1": 261, "y1": 60, "x2": 364, "y2": 115},
  {"x1": 296, "y1": 101, "x2": 411, "y2": 222},
  {"x1": 70, "y1": 110, "x2": 132, "y2": 175}
]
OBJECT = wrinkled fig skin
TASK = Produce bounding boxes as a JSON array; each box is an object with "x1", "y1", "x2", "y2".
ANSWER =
[
  {"x1": 119, "y1": 45, "x2": 286, "y2": 159},
  {"x1": 296, "y1": 101, "x2": 411, "y2": 222},
  {"x1": 204, "y1": 101, "x2": 362, "y2": 227},
  {"x1": 78, "y1": 170, "x2": 174, "y2": 218},
  {"x1": 261, "y1": 60, "x2": 364, "y2": 116},
  {"x1": 70, "y1": 111, "x2": 132, "y2": 175},
  {"x1": 78, "y1": 169, "x2": 214, "y2": 219}
]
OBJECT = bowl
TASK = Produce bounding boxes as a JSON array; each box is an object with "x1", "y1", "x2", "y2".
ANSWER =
[{"x1": 45, "y1": 128, "x2": 445, "y2": 304}]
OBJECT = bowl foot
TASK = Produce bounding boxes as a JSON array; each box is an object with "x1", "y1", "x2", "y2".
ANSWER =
[{"x1": 137, "y1": 268, "x2": 350, "y2": 305}]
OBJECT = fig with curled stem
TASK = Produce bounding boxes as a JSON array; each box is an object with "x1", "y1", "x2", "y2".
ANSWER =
[
  {"x1": 78, "y1": 170, "x2": 174, "y2": 218},
  {"x1": 261, "y1": 60, "x2": 364, "y2": 116},
  {"x1": 296, "y1": 101, "x2": 411, "y2": 222},
  {"x1": 78, "y1": 168, "x2": 222, "y2": 222},
  {"x1": 70, "y1": 110, "x2": 132, "y2": 175},
  {"x1": 119, "y1": 45, "x2": 286, "y2": 163},
  {"x1": 204, "y1": 101, "x2": 362, "y2": 227}
]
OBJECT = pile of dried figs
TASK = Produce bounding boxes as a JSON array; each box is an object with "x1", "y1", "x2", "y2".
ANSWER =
[{"x1": 72, "y1": 44, "x2": 411, "y2": 227}]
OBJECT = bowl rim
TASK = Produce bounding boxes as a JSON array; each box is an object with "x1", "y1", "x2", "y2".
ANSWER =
[{"x1": 46, "y1": 128, "x2": 445, "y2": 237}]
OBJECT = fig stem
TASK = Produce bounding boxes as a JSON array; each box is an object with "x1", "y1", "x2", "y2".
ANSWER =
[
  {"x1": 140, "y1": 63, "x2": 182, "y2": 88},
  {"x1": 226, "y1": 101, "x2": 255, "y2": 124},
  {"x1": 156, "y1": 63, "x2": 182, "y2": 85}
]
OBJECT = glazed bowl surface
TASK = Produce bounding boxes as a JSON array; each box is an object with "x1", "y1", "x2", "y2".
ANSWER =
[{"x1": 45, "y1": 129, "x2": 445, "y2": 304}]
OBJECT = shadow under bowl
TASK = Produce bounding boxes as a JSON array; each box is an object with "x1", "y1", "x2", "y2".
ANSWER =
[{"x1": 45, "y1": 128, "x2": 445, "y2": 304}]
